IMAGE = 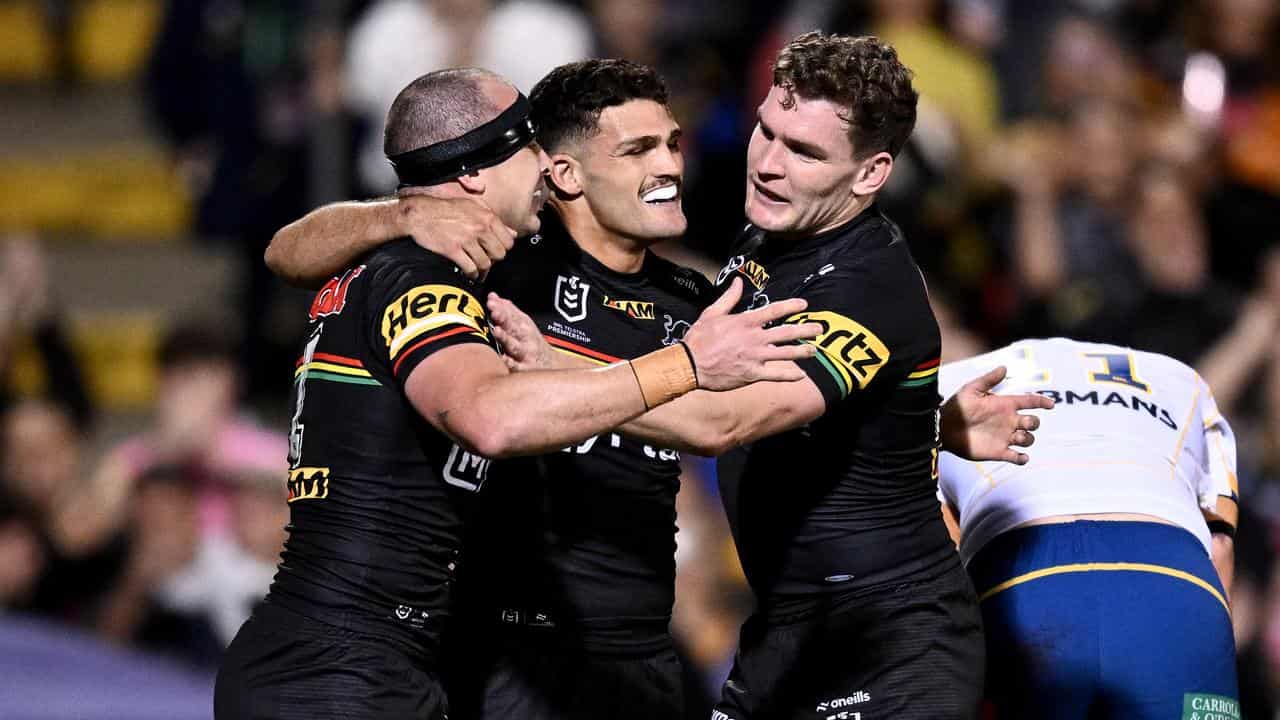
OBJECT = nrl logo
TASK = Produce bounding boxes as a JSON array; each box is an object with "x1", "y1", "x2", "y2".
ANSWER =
[
  {"x1": 555, "y1": 275, "x2": 590, "y2": 322},
  {"x1": 661, "y1": 314, "x2": 691, "y2": 346}
]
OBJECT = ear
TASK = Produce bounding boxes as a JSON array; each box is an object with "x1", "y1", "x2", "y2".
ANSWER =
[
  {"x1": 547, "y1": 154, "x2": 583, "y2": 198},
  {"x1": 850, "y1": 152, "x2": 894, "y2": 197},
  {"x1": 455, "y1": 171, "x2": 486, "y2": 195}
]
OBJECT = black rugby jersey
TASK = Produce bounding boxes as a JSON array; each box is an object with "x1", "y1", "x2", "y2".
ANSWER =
[
  {"x1": 267, "y1": 238, "x2": 497, "y2": 660},
  {"x1": 460, "y1": 211, "x2": 712, "y2": 652},
  {"x1": 714, "y1": 207, "x2": 956, "y2": 598}
]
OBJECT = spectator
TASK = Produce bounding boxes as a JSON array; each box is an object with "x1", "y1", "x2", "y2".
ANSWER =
[
  {"x1": 0, "y1": 491, "x2": 45, "y2": 610},
  {"x1": 157, "y1": 465, "x2": 286, "y2": 647},
  {"x1": 345, "y1": 0, "x2": 592, "y2": 193},
  {"x1": 1001, "y1": 100, "x2": 1144, "y2": 341},
  {"x1": 95, "y1": 466, "x2": 223, "y2": 670}
]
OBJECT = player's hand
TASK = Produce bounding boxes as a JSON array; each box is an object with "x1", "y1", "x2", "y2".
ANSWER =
[
  {"x1": 399, "y1": 195, "x2": 517, "y2": 279},
  {"x1": 682, "y1": 278, "x2": 821, "y2": 391},
  {"x1": 941, "y1": 365, "x2": 1055, "y2": 465},
  {"x1": 486, "y1": 291, "x2": 561, "y2": 371}
]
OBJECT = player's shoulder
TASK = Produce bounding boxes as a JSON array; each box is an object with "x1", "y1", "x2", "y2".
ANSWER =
[
  {"x1": 646, "y1": 253, "x2": 715, "y2": 304},
  {"x1": 1041, "y1": 338, "x2": 1199, "y2": 380},
  {"x1": 363, "y1": 237, "x2": 474, "y2": 288}
]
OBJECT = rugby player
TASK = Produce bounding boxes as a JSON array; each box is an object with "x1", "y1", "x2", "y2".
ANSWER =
[
  {"x1": 264, "y1": 40, "x2": 1050, "y2": 720},
  {"x1": 266, "y1": 59, "x2": 716, "y2": 720},
  {"x1": 212, "y1": 67, "x2": 821, "y2": 720},
  {"x1": 938, "y1": 338, "x2": 1239, "y2": 720}
]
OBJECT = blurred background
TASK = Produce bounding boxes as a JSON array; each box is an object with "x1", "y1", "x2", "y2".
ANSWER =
[{"x1": 0, "y1": 0, "x2": 1276, "y2": 717}]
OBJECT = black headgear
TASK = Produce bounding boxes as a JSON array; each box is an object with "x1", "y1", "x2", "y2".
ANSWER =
[{"x1": 387, "y1": 93, "x2": 536, "y2": 188}]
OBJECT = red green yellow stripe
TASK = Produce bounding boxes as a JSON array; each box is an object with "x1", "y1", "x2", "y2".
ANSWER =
[
  {"x1": 813, "y1": 351, "x2": 851, "y2": 398},
  {"x1": 295, "y1": 361, "x2": 373, "y2": 379},
  {"x1": 306, "y1": 370, "x2": 381, "y2": 386},
  {"x1": 393, "y1": 325, "x2": 483, "y2": 375},
  {"x1": 899, "y1": 357, "x2": 940, "y2": 388}
]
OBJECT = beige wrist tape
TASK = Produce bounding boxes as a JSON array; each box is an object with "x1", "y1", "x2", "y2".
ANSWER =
[{"x1": 629, "y1": 343, "x2": 697, "y2": 409}]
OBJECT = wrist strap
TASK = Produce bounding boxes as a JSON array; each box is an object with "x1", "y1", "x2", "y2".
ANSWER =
[{"x1": 629, "y1": 344, "x2": 697, "y2": 410}]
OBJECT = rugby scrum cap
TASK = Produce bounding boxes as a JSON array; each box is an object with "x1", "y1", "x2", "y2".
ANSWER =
[{"x1": 387, "y1": 93, "x2": 536, "y2": 188}]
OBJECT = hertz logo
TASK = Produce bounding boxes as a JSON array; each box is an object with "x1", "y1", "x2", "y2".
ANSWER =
[
  {"x1": 288, "y1": 466, "x2": 330, "y2": 502},
  {"x1": 785, "y1": 311, "x2": 889, "y2": 394},
  {"x1": 381, "y1": 284, "x2": 488, "y2": 355},
  {"x1": 602, "y1": 296, "x2": 656, "y2": 320},
  {"x1": 739, "y1": 260, "x2": 770, "y2": 290}
]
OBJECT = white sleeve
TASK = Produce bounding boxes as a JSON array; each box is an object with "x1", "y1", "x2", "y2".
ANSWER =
[{"x1": 1195, "y1": 375, "x2": 1239, "y2": 526}]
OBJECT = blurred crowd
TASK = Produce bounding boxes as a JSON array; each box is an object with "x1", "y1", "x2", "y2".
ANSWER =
[{"x1": 1, "y1": 0, "x2": 1278, "y2": 717}]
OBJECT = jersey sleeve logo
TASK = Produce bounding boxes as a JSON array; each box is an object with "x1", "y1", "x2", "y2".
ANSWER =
[
  {"x1": 381, "y1": 284, "x2": 489, "y2": 362},
  {"x1": 785, "y1": 311, "x2": 890, "y2": 396},
  {"x1": 309, "y1": 265, "x2": 365, "y2": 321}
]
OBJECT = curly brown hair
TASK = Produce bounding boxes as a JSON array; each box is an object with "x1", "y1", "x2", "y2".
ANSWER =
[{"x1": 772, "y1": 32, "x2": 918, "y2": 160}]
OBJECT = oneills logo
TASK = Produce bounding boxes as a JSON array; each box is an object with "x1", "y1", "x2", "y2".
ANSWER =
[
  {"x1": 602, "y1": 296, "x2": 656, "y2": 320},
  {"x1": 784, "y1": 311, "x2": 889, "y2": 395},
  {"x1": 288, "y1": 466, "x2": 330, "y2": 502},
  {"x1": 381, "y1": 284, "x2": 488, "y2": 355}
]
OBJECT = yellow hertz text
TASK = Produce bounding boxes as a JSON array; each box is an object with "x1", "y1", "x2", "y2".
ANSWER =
[
  {"x1": 381, "y1": 284, "x2": 489, "y2": 355},
  {"x1": 602, "y1": 296, "x2": 656, "y2": 320},
  {"x1": 288, "y1": 466, "x2": 330, "y2": 502},
  {"x1": 785, "y1": 311, "x2": 889, "y2": 395}
]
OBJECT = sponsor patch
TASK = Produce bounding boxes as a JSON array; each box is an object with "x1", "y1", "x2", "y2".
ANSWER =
[
  {"x1": 737, "y1": 259, "x2": 770, "y2": 290},
  {"x1": 309, "y1": 265, "x2": 365, "y2": 321},
  {"x1": 784, "y1": 311, "x2": 889, "y2": 396},
  {"x1": 380, "y1": 284, "x2": 488, "y2": 360},
  {"x1": 1182, "y1": 693, "x2": 1240, "y2": 720},
  {"x1": 288, "y1": 466, "x2": 330, "y2": 502},
  {"x1": 443, "y1": 444, "x2": 490, "y2": 492},
  {"x1": 601, "y1": 296, "x2": 656, "y2": 320}
]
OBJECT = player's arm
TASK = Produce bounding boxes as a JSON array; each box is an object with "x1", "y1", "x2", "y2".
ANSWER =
[
  {"x1": 484, "y1": 289, "x2": 822, "y2": 453},
  {"x1": 489, "y1": 289, "x2": 1050, "y2": 458},
  {"x1": 1203, "y1": 498, "x2": 1238, "y2": 605},
  {"x1": 401, "y1": 279, "x2": 819, "y2": 459},
  {"x1": 618, "y1": 360, "x2": 1049, "y2": 459},
  {"x1": 1196, "y1": 376, "x2": 1240, "y2": 603},
  {"x1": 941, "y1": 366, "x2": 1052, "y2": 465},
  {"x1": 1210, "y1": 530, "x2": 1234, "y2": 606},
  {"x1": 266, "y1": 195, "x2": 517, "y2": 288},
  {"x1": 940, "y1": 500, "x2": 962, "y2": 548}
]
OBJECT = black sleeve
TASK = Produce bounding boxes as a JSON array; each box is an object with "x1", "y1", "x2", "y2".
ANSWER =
[
  {"x1": 786, "y1": 264, "x2": 930, "y2": 410},
  {"x1": 366, "y1": 261, "x2": 496, "y2": 388}
]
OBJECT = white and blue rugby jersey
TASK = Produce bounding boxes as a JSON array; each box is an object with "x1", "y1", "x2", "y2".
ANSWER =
[{"x1": 938, "y1": 338, "x2": 1238, "y2": 565}]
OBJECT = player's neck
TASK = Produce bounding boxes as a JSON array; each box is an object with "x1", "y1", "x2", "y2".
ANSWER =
[
  {"x1": 805, "y1": 194, "x2": 876, "y2": 238},
  {"x1": 555, "y1": 203, "x2": 650, "y2": 275}
]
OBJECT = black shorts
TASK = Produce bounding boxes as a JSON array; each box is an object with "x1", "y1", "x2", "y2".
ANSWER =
[
  {"x1": 447, "y1": 625, "x2": 683, "y2": 720},
  {"x1": 214, "y1": 603, "x2": 447, "y2": 720},
  {"x1": 713, "y1": 562, "x2": 985, "y2": 720}
]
